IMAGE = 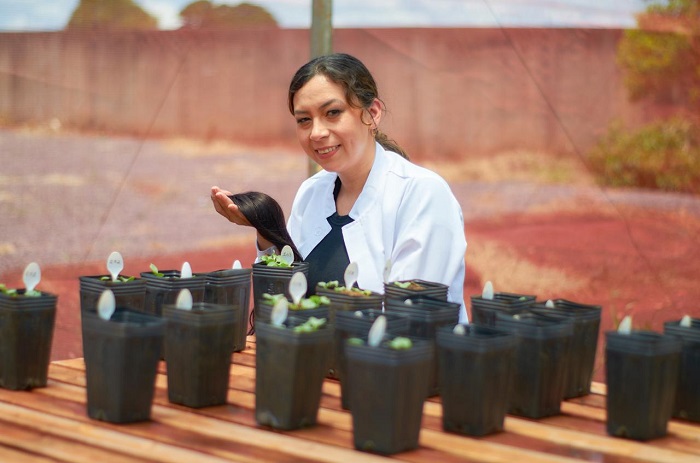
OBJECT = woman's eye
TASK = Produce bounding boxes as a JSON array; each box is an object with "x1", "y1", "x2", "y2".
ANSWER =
[
  {"x1": 296, "y1": 117, "x2": 311, "y2": 125},
  {"x1": 327, "y1": 109, "x2": 342, "y2": 117}
]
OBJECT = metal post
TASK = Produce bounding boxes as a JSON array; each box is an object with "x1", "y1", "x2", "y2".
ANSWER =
[{"x1": 307, "y1": 0, "x2": 333, "y2": 176}]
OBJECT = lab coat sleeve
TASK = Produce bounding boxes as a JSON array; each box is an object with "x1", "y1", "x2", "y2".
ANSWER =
[{"x1": 388, "y1": 175, "x2": 468, "y2": 321}]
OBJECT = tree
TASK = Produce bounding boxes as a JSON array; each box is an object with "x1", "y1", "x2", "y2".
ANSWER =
[
  {"x1": 180, "y1": 1, "x2": 279, "y2": 29},
  {"x1": 66, "y1": 0, "x2": 158, "y2": 31},
  {"x1": 617, "y1": 0, "x2": 699, "y2": 111},
  {"x1": 587, "y1": 0, "x2": 700, "y2": 193}
]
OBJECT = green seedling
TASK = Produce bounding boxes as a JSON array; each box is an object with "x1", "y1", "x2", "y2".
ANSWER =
[
  {"x1": 260, "y1": 254, "x2": 293, "y2": 268},
  {"x1": 262, "y1": 293, "x2": 330, "y2": 310},
  {"x1": 388, "y1": 336, "x2": 413, "y2": 350},
  {"x1": 318, "y1": 280, "x2": 372, "y2": 296},
  {"x1": 99, "y1": 275, "x2": 136, "y2": 283},
  {"x1": 149, "y1": 263, "x2": 164, "y2": 277},
  {"x1": 292, "y1": 316, "x2": 327, "y2": 333}
]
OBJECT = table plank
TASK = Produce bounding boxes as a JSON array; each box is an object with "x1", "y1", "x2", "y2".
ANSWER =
[{"x1": 3, "y1": 337, "x2": 699, "y2": 463}]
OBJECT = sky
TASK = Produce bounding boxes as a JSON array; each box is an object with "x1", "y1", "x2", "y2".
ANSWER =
[{"x1": 0, "y1": 0, "x2": 651, "y2": 32}]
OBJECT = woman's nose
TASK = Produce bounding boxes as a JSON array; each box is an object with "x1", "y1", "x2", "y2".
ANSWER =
[{"x1": 310, "y1": 121, "x2": 329, "y2": 140}]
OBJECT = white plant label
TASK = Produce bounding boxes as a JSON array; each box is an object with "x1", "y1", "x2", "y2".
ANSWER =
[
  {"x1": 482, "y1": 281, "x2": 494, "y2": 300},
  {"x1": 97, "y1": 289, "x2": 116, "y2": 320},
  {"x1": 271, "y1": 298, "x2": 289, "y2": 327},
  {"x1": 232, "y1": 259, "x2": 242, "y2": 269},
  {"x1": 617, "y1": 315, "x2": 633, "y2": 335},
  {"x1": 680, "y1": 315, "x2": 692, "y2": 328},
  {"x1": 280, "y1": 245, "x2": 294, "y2": 266},
  {"x1": 22, "y1": 262, "x2": 41, "y2": 293},
  {"x1": 106, "y1": 251, "x2": 124, "y2": 282},
  {"x1": 288, "y1": 272, "x2": 307, "y2": 306},
  {"x1": 176, "y1": 288, "x2": 193, "y2": 310},
  {"x1": 180, "y1": 261, "x2": 193, "y2": 279},
  {"x1": 368, "y1": 315, "x2": 387, "y2": 347},
  {"x1": 344, "y1": 261, "x2": 359, "y2": 290}
]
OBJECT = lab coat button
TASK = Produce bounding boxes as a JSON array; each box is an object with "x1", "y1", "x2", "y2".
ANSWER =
[{"x1": 314, "y1": 227, "x2": 322, "y2": 236}]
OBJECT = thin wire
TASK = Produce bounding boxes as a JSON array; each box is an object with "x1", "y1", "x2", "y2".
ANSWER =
[
  {"x1": 81, "y1": 34, "x2": 191, "y2": 264},
  {"x1": 480, "y1": 0, "x2": 676, "y2": 312}
]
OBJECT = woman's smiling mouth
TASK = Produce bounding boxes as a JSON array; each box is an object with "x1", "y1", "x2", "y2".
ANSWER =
[{"x1": 316, "y1": 145, "x2": 339, "y2": 156}]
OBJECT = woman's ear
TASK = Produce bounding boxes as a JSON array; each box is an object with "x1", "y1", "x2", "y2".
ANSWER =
[{"x1": 368, "y1": 98, "x2": 383, "y2": 128}]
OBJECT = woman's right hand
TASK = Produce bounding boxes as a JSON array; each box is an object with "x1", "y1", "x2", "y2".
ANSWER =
[{"x1": 211, "y1": 186, "x2": 252, "y2": 226}]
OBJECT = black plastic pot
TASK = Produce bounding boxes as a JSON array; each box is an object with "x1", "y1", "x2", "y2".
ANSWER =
[
  {"x1": 384, "y1": 295, "x2": 460, "y2": 396},
  {"x1": 163, "y1": 302, "x2": 236, "y2": 408},
  {"x1": 203, "y1": 268, "x2": 252, "y2": 352},
  {"x1": 664, "y1": 317, "x2": 700, "y2": 422},
  {"x1": 139, "y1": 270, "x2": 207, "y2": 317},
  {"x1": 345, "y1": 337, "x2": 433, "y2": 455},
  {"x1": 383, "y1": 279, "x2": 448, "y2": 302},
  {"x1": 254, "y1": 316, "x2": 332, "y2": 430},
  {"x1": 82, "y1": 308, "x2": 165, "y2": 423},
  {"x1": 314, "y1": 286, "x2": 384, "y2": 379},
  {"x1": 334, "y1": 309, "x2": 411, "y2": 409},
  {"x1": 79, "y1": 275, "x2": 146, "y2": 314},
  {"x1": 531, "y1": 299, "x2": 601, "y2": 398},
  {"x1": 251, "y1": 261, "x2": 310, "y2": 332},
  {"x1": 256, "y1": 296, "x2": 329, "y2": 325},
  {"x1": 605, "y1": 330, "x2": 682, "y2": 440},
  {"x1": 470, "y1": 292, "x2": 537, "y2": 327},
  {"x1": 436, "y1": 324, "x2": 517, "y2": 436},
  {"x1": 0, "y1": 290, "x2": 57, "y2": 390},
  {"x1": 493, "y1": 311, "x2": 573, "y2": 418},
  {"x1": 315, "y1": 285, "x2": 383, "y2": 326}
]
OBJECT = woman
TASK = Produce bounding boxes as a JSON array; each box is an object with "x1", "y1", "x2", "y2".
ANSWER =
[{"x1": 212, "y1": 53, "x2": 468, "y2": 322}]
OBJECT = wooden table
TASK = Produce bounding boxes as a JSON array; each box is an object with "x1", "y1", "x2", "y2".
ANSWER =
[{"x1": 0, "y1": 337, "x2": 698, "y2": 463}]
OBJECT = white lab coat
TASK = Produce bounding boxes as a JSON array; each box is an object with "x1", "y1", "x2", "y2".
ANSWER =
[{"x1": 288, "y1": 143, "x2": 469, "y2": 323}]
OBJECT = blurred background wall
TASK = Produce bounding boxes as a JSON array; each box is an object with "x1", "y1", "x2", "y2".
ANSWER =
[{"x1": 0, "y1": 27, "x2": 664, "y2": 161}]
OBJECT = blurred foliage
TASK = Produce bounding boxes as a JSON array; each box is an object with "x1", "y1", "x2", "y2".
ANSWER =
[
  {"x1": 180, "y1": 1, "x2": 278, "y2": 29},
  {"x1": 66, "y1": 0, "x2": 157, "y2": 30},
  {"x1": 588, "y1": 117, "x2": 700, "y2": 194},
  {"x1": 590, "y1": 0, "x2": 700, "y2": 193},
  {"x1": 618, "y1": 0, "x2": 699, "y2": 105}
]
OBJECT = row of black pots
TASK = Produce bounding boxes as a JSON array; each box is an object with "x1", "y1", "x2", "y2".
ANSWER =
[
  {"x1": 471, "y1": 291, "x2": 700, "y2": 440},
  {"x1": 82, "y1": 301, "x2": 238, "y2": 423},
  {"x1": 79, "y1": 267, "x2": 251, "y2": 353}
]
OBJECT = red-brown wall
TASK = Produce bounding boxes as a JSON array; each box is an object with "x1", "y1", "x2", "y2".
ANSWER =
[{"x1": 0, "y1": 28, "x2": 665, "y2": 161}]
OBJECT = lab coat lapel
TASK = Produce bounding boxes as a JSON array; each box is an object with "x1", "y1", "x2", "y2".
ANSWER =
[{"x1": 343, "y1": 143, "x2": 389, "y2": 293}]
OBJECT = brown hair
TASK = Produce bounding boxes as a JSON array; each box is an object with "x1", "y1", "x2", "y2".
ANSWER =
[
  {"x1": 288, "y1": 53, "x2": 409, "y2": 160},
  {"x1": 228, "y1": 191, "x2": 302, "y2": 261}
]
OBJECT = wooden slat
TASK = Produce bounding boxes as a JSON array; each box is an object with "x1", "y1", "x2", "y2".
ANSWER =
[{"x1": 4, "y1": 338, "x2": 698, "y2": 463}]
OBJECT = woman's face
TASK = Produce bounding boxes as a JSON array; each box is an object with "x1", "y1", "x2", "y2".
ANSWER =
[{"x1": 292, "y1": 74, "x2": 380, "y2": 175}]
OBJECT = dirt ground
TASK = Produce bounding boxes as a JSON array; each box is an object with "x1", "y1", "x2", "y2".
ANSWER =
[{"x1": 1, "y1": 127, "x2": 699, "y2": 382}]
